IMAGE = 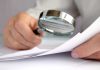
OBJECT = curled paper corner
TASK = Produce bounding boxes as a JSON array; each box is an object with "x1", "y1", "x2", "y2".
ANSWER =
[
  {"x1": 37, "y1": 16, "x2": 100, "y2": 56},
  {"x1": 37, "y1": 33, "x2": 81, "y2": 56}
]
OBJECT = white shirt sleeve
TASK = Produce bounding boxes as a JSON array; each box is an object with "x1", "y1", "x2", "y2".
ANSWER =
[{"x1": 26, "y1": 0, "x2": 79, "y2": 20}]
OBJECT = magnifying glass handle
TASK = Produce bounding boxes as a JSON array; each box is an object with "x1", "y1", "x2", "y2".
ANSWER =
[{"x1": 33, "y1": 28, "x2": 41, "y2": 35}]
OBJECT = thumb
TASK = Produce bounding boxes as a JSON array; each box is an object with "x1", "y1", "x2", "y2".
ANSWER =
[
  {"x1": 71, "y1": 33, "x2": 100, "y2": 58},
  {"x1": 30, "y1": 18, "x2": 44, "y2": 36},
  {"x1": 30, "y1": 17, "x2": 38, "y2": 30}
]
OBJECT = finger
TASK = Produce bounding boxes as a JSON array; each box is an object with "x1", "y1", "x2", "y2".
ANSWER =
[
  {"x1": 30, "y1": 17, "x2": 38, "y2": 30},
  {"x1": 8, "y1": 18, "x2": 39, "y2": 49},
  {"x1": 16, "y1": 12, "x2": 38, "y2": 30},
  {"x1": 30, "y1": 18, "x2": 44, "y2": 36},
  {"x1": 4, "y1": 27, "x2": 29, "y2": 50},
  {"x1": 84, "y1": 51, "x2": 100, "y2": 60},
  {"x1": 33, "y1": 28, "x2": 44, "y2": 36},
  {"x1": 14, "y1": 19, "x2": 42, "y2": 44},
  {"x1": 30, "y1": 17, "x2": 44, "y2": 36},
  {"x1": 71, "y1": 33, "x2": 100, "y2": 58}
]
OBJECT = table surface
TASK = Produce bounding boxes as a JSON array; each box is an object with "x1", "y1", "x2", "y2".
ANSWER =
[
  {"x1": 0, "y1": 52, "x2": 100, "y2": 70},
  {"x1": 0, "y1": 34, "x2": 100, "y2": 70}
]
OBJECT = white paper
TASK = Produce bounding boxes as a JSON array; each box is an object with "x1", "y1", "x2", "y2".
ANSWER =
[
  {"x1": 38, "y1": 16, "x2": 100, "y2": 56},
  {"x1": 0, "y1": 17, "x2": 100, "y2": 61}
]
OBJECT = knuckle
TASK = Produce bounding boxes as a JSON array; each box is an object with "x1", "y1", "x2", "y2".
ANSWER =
[
  {"x1": 34, "y1": 38, "x2": 41, "y2": 45},
  {"x1": 16, "y1": 12, "x2": 30, "y2": 21}
]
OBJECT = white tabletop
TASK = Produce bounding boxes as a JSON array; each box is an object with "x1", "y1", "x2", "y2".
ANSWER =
[
  {"x1": 0, "y1": 52, "x2": 100, "y2": 70},
  {"x1": 0, "y1": 33, "x2": 100, "y2": 70}
]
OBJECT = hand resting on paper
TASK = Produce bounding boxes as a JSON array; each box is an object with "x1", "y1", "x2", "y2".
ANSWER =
[
  {"x1": 3, "y1": 12, "x2": 43, "y2": 50},
  {"x1": 72, "y1": 33, "x2": 100, "y2": 60}
]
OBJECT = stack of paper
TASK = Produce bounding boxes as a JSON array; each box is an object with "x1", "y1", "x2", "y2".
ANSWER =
[{"x1": 0, "y1": 17, "x2": 100, "y2": 61}]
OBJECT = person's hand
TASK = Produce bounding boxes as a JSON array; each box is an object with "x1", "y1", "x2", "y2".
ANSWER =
[
  {"x1": 71, "y1": 33, "x2": 100, "y2": 60},
  {"x1": 3, "y1": 12, "x2": 43, "y2": 50}
]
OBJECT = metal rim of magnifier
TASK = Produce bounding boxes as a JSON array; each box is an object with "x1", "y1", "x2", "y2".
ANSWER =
[{"x1": 38, "y1": 10, "x2": 75, "y2": 35}]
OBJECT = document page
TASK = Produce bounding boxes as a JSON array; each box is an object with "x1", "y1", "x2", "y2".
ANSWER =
[{"x1": 0, "y1": 17, "x2": 100, "y2": 61}]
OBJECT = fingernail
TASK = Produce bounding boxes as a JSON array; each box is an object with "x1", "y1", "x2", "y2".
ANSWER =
[
  {"x1": 71, "y1": 52, "x2": 79, "y2": 58},
  {"x1": 37, "y1": 29, "x2": 43, "y2": 34},
  {"x1": 34, "y1": 28, "x2": 43, "y2": 35},
  {"x1": 37, "y1": 29, "x2": 45, "y2": 36}
]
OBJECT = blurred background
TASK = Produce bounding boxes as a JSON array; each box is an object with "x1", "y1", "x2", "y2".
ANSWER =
[{"x1": 0, "y1": 0, "x2": 36, "y2": 34}]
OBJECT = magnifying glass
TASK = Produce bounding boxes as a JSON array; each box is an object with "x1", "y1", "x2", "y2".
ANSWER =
[{"x1": 38, "y1": 10, "x2": 75, "y2": 36}]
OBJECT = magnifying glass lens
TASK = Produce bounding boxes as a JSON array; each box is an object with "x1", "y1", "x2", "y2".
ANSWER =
[
  {"x1": 39, "y1": 16, "x2": 74, "y2": 35},
  {"x1": 38, "y1": 10, "x2": 75, "y2": 36}
]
